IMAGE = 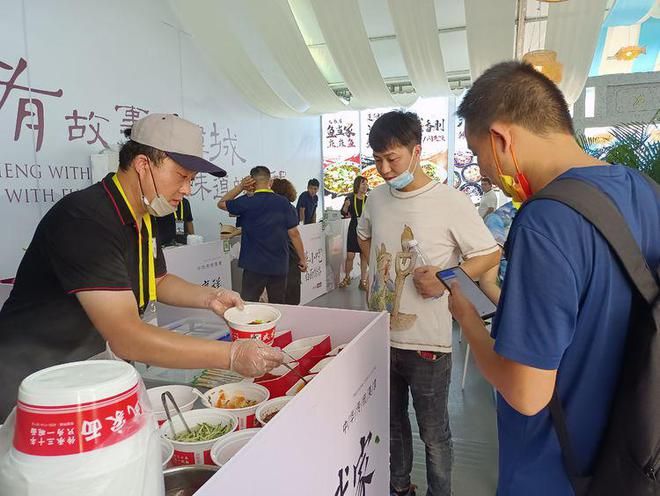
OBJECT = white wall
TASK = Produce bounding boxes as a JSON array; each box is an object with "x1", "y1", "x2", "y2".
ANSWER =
[{"x1": 0, "y1": 0, "x2": 321, "y2": 277}]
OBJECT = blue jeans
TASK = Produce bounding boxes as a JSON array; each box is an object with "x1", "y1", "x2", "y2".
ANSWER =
[{"x1": 390, "y1": 348, "x2": 453, "y2": 496}]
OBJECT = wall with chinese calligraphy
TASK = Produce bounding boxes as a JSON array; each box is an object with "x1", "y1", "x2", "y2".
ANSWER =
[{"x1": 0, "y1": 0, "x2": 321, "y2": 277}]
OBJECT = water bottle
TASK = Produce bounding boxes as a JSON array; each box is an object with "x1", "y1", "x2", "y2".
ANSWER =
[{"x1": 407, "y1": 239, "x2": 430, "y2": 267}]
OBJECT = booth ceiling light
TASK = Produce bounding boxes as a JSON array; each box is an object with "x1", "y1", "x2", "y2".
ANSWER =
[
  {"x1": 613, "y1": 45, "x2": 646, "y2": 61},
  {"x1": 522, "y1": 50, "x2": 564, "y2": 84}
]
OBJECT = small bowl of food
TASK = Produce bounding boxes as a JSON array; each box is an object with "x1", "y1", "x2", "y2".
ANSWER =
[
  {"x1": 205, "y1": 382, "x2": 270, "y2": 430},
  {"x1": 159, "y1": 409, "x2": 238, "y2": 466},
  {"x1": 224, "y1": 304, "x2": 281, "y2": 345},
  {"x1": 255, "y1": 396, "x2": 292, "y2": 426}
]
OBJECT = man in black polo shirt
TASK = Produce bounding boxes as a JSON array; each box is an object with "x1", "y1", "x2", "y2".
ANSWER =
[
  {"x1": 0, "y1": 114, "x2": 283, "y2": 420},
  {"x1": 218, "y1": 166, "x2": 307, "y2": 303},
  {"x1": 296, "y1": 178, "x2": 320, "y2": 224},
  {"x1": 156, "y1": 197, "x2": 195, "y2": 246}
]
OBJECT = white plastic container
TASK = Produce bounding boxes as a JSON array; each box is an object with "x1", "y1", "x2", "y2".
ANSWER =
[
  {"x1": 255, "y1": 397, "x2": 292, "y2": 426},
  {"x1": 210, "y1": 428, "x2": 261, "y2": 467},
  {"x1": 204, "y1": 382, "x2": 270, "y2": 430},
  {"x1": 224, "y1": 304, "x2": 281, "y2": 345},
  {"x1": 0, "y1": 360, "x2": 163, "y2": 496},
  {"x1": 160, "y1": 408, "x2": 237, "y2": 466},
  {"x1": 285, "y1": 375, "x2": 316, "y2": 396},
  {"x1": 309, "y1": 357, "x2": 335, "y2": 374},
  {"x1": 161, "y1": 438, "x2": 174, "y2": 468},
  {"x1": 282, "y1": 346, "x2": 312, "y2": 363},
  {"x1": 147, "y1": 385, "x2": 201, "y2": 425}
]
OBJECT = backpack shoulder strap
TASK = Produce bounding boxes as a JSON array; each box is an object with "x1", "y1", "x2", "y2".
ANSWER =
[{"x1": 530, "y1": 177, "x2": 658, "y2": 305}]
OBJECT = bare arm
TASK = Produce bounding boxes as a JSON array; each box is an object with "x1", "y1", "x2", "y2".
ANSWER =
[
  {"x1": 77, "y1": 290, "x2": 232, "y2": 369},
  {"x1": 218, "y1": 176, "x2": 255, "y2": 211},
  {"x1": 156, "y1": 273, "x2": 222, "y2": 309},
  {"x1": 341, "y1": 198, "x2": 350, "y2": 217},
  {"x1": 185, "y1": 221, "x2": 194, "y2": 235},
  {"x1": 460, "y1": 249, "x2": 500, "y2": 279},
  {"x1": 479, "y1": 264, "x2": 501, "y2": 304},
  {"x1": 298, "y1": 207, "x2": 305, "y2": 224}
]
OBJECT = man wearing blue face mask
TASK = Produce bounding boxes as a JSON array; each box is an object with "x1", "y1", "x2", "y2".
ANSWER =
[{"x1": 357, "y1": 111, "x2": 500, "y2": 496}]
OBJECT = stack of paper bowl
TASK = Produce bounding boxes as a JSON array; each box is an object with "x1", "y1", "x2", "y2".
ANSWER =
[{"x1": 0, "y1": 360, "x2": 163, "y2": 496}]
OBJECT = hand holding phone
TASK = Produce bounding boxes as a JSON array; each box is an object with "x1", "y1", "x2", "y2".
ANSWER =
[{"x1": 436, "y1": 266, "x2": 497, "y2": 319}]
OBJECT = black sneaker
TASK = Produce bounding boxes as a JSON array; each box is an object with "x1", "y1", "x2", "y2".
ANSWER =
[{"x1": 390, "y1": 484, "x2": 416, "y2": 496}]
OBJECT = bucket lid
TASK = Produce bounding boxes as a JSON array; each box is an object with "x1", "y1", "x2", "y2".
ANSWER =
[{"x1": 18, "y1": 360, "x2": 139, "y2": 407}]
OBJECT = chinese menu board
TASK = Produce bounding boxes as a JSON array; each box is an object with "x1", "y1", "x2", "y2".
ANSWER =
[{"x1": 453, "y1": 113, "x2": 483, "y2": 204}]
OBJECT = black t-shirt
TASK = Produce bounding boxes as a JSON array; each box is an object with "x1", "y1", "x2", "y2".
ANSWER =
[
  {"x1": 156, "y1": 197, "x2": 194, "y2": 246},
  {"x1": 0, "y1": 173, "x2": 166, "y2": 417}
]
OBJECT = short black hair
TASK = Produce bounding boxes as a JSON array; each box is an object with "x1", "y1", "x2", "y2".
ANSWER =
[
  {"x1": 368, "y1": 110, "x2": 422, "y2": 153},
  {"x1": 457, "y1": 61, "x2": 574, "y2": 138},
  {"x1": 250, "y1": 166, "x2": 271, "y2": 181},
  {"x1": 308, "y1": 178, "x2": 320, "y2": 188},
  {"x1": 481, "y1": 177, "x2": 492, "y2": 185},
  {"x1": 118, "y1": 128, "x2": 167, "y2": 171}
]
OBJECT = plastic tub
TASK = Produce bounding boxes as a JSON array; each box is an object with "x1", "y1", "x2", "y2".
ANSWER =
[
  {"x1": 161, "y1": 438, "x2": 174, "y2": 469},
  {"x1": 160, "y1": 409, "x2": 237, "y2": 466},
  {"x1": 224, "y1": 304, "x2": 281, "y2": 345},
  {"x1": 147, "y1": 385, "x2": 201, "y2": 426},
  {"x1": 210, "y1": 428, "x2": 261, "y2": 467},
  {"x1": 204, "y1": 382, "x2": 270, "y2": 430},
  {"x1": 2, "y1": 360, "x2": 163, "y2": 496}
]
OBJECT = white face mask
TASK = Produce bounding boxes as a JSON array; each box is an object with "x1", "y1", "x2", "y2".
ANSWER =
[
  {"x1": 386, "y1": 149, "x2": 418, "y2": 190},
  {"x1": 139, "y1": 163, "x2": 176, "y2": 217}
]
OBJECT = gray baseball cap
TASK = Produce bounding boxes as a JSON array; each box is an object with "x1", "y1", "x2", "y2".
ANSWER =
[{"x1": 130, "y1": 113, "x2": 226, "y2": 178}]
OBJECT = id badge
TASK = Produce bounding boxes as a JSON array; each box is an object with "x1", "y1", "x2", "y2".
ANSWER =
[
  {"x1": 175, "y1": 220, "x2": 185, "y2": 236},
  {"x1": 142, "y1": 301, "x2": 158, "y2": 326}
]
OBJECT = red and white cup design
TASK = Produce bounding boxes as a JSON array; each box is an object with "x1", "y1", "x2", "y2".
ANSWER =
[
  {"x1": 224, "y1": 304, "x2": 281, "y2": 346},
  {"x1": 14, "y1": 384, "x2": 145, "y2": 456},
  {"x1": 229, "y1": 326, "x2": 276, "y2": 345}
]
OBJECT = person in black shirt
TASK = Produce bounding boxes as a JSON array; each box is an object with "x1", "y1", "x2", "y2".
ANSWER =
[
  {"x1": 272, "y1": 178, "x2": 304, "y2": 305},
  {"x1": 156, "y1": 197, "x2": 194, "y2": 246},
  {"x1": 0, "y1": 114, "x2": 283, "y2": 420},
  {"x1": 296, "y1": 178, "x2": 319, "y2": 224},
  {"x1": 339, "y1": 175, "x2": 369, "y2": 290}
]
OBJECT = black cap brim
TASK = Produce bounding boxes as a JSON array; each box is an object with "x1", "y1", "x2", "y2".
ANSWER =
[{"x1": 167, "y1": 151, "x2": 227, "y2": 178}]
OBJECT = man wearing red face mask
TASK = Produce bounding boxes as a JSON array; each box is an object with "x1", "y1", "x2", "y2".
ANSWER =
[{"x1": 414, "y1": 62, "x2": 660, "y2": 495}]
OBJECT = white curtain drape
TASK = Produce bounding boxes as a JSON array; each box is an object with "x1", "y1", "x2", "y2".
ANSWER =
[
  {"x1": 545, "y1": 0, "x2": 610, "y2": 104},
  {"x1": 387, "y1": 0, "x2": 450, "y2": 97},
  {"x1": 309, "y1": 0, "x2": 398, "y2": 109},
  {"x1": 172, "y1": 0, "x2": 302, "y2": 118},
  {"x1": 464, "y1": 0, "x2": 517, "y2": 81},
  {"x1": 242, "y1": 0, "x2": 347, "y2": 114}
]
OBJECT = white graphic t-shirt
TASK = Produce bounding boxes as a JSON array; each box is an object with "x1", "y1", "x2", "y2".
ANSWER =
[{"x1": 357, "y1": 181, "x2": 498, "y2": 353}]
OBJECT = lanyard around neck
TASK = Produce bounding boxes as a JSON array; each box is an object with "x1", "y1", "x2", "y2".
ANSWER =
[
  {"x1": 354, "y1": 194, "x2": 366, "y2": 217},
  {"x1": 254, "y1": 189, "x2": 274, "y2": 193},
  {"x1": 111, "y1": 174, "x2": 157, "y2": 308},
  {"x1": 175, "y1": 201, "x2": 184, "y2": 221}
]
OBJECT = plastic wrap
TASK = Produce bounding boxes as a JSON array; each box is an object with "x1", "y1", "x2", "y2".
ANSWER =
[{"x1": 0, "y1": 361, "x2": 164, "y2": 496}]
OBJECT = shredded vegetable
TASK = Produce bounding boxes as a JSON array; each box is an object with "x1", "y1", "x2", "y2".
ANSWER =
[{"x1": 173, "y1": 422, "x2": 231, "y2": 442}]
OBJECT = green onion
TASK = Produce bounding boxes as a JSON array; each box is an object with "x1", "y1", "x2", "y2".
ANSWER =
[{"x1": 173, "y1": 422, "x2": 231, "y2": 442}]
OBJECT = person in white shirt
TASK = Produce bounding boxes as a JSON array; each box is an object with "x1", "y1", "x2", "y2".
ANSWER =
[
  {"x1": 478, "y1": 177, "x2": 498, "y2": 218},
  {"x1": 357, "y1": 111, "x2": 500, "y2": 496}
]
